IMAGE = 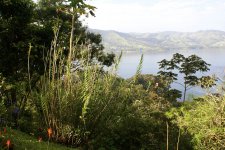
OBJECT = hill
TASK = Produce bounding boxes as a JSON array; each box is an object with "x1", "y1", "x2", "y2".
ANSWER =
[{"x1": 90, "y1": 29, "x2": 225, "y2": 53}]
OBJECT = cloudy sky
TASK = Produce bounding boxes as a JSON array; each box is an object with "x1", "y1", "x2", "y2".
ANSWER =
[{"x1": 83, "y1": 0, "x2": 225, "y2": 33}]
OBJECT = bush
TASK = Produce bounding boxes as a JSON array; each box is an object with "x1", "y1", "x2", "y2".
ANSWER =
[{"x1": 167, "y1": 95, "x2": 225, "y2": 150}]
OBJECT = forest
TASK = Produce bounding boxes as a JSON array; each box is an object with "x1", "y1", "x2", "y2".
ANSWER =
[{"x1": 0, "y1": 0, "x2": 225, "y2": 149}]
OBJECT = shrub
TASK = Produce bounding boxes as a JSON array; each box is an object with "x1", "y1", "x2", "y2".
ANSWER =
[{"x1": 167, "y1": 95, "x2": 225, "y2": 149}]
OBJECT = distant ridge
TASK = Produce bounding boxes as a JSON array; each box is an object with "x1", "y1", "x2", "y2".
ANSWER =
[{"x1": 89, "y1": 29, "x2": 225, "y2": 53}]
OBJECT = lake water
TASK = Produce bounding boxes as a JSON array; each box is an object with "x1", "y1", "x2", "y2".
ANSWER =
[{"x1": 117, "y1": 49, "x2": 225, "y2": 100}]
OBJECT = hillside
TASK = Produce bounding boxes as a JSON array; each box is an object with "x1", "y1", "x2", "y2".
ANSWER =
[{"x1": 90, "y1": 29, "x2": 225, "y2": 53}]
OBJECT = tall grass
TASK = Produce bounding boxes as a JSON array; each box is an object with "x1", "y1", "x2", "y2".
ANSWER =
[
  {"x1": 27, "y1": 17, "x2": 175, "y2": 148},
  {"x1": 25, "y1": 26, "x2": 185, "y2": 149},
  {"x1": 28, "y1": 19, "x2": 132, "y2": 146}
]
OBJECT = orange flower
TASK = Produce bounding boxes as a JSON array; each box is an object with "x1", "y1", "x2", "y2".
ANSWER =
[
  {"x1": 6, "y1": 139, "x2": 10, "y2": 148},
  {"x1": 47, "y1": 128, "x2": 52, "y2": 138}
]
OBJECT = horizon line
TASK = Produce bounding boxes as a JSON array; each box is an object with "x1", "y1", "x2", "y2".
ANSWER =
[{"x1": 88, "y1": 28, "x2": 225, "y2": 34}]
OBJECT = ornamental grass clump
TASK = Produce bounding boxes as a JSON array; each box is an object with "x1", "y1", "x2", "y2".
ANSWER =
[{"x1": 29, "y1": 20, "x2": 125, "y2": 146}]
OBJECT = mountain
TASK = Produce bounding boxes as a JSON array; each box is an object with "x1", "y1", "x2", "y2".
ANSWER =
[{"x1": 89, "y1": 29, "x2": 225, "y2": 53}]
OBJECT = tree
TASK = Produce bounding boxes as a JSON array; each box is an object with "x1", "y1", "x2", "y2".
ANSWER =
[
  {"x1": 35, "y1": 0, "x2": 115, "y2": 67},
  {"x1": 0, "y1": 0, "x2": 115, "y2": 82},
  {"x1": 158, "y1": 53, "x2": 213, "y2": 101},
  {"x1": 0, "y1": 0, "x2": 115, "y2": 126},
  {"x1": 128, "y1": 74, "x2": 182, "y2": 103},
  {"x1": 0, "y1": 0, "x2": 35, "y2": 79},
  {"x1": 0, "y1": 0, "x2": 40, "y2": 112}
]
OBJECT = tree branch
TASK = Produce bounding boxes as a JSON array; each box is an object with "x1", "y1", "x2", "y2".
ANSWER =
[{"x1": 174, "y1": 81, "x2": 185, "y2": 88}]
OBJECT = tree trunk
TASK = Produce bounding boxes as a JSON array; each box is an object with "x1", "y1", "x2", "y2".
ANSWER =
[{"x1": 183, "y1": 84, "x2": 187, "y2": 102}]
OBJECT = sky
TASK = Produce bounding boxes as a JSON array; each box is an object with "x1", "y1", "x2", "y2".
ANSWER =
[{"x1": 83, "y1": 0, "x2": 225, "y2": 33}]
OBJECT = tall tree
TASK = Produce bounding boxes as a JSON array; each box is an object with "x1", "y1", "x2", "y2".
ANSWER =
[
  {"x1": 158, "y1": 53, "x2": 213, "y2": 101},
  {"x1": 0, "y1": 0, "x2": 115, "y2": 125},
  {"x1": 0, "y1": 0, "x2": 115, "y2": 82},
  {"x1": 36, "y1": 0, "x2": 115, "y2": 67},
  {"x1": 0, "y1": 0, "x2": 35, "y2": 79}
]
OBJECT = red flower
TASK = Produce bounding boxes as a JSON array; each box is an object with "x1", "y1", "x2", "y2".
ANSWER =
[
  {"x1": 47, "y1": 128, "x2": 52, "y2": 138},
  {"x1": 6, "y1": 139, "x2": 10, "y2": 148}
]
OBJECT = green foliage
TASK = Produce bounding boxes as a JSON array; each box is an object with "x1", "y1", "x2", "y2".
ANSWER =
[
  {"x1": 134, "y1": 54, "x2": 144, "y2": 81},
  {"x1": 0, "y1": 0, "x2": 115, "y2": 133},
  {"x1": 0, "y1": 128, "x2": 77, "y2": 150},
  {"x1": 167, "y1": 95, "x2": 225, "y2": 149},
  {"x1": 130, "y1": 74, "x2": 182, "y2": 103},
  {"x1": 36, "y1": 0, "x2": 115, "y2": 67},
  {"x1": 0, "y1": 74, "x2": 8, "y2": 126},
  {"x1": 29, "y1": 37, "x2": 178, "y2": 148},
  {"x1": 89, "y1": 79, "x2": 174, "y2": 149},
  {"x1": 199, "y1": 75, "x2": 217, "y2": 89},
  {"x1": 158, "y1": 53, "x2": 213, "y2": 101},
  {"x1": 2, "y1": 1, "x2": 223, "y2": 150},
  {"x1": 0, "y1": 0, "x2": 30, "y2": 79},
  {"x1": 26, "y1": 21, "x2": 116, "y2": 146}
]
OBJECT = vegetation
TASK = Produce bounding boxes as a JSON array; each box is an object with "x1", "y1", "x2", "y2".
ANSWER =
[
  {"x1": 0, "y1": 0, "x2": 224, "y2": 150},
  {"x1": 0, "y1": 127, "x2": 77, "y2": 150},
  {"x1": 158, "y1": 53, "x2": 215, "y2": 101},
  {"x1": 167, "y1": 96, "x2": 225, "y2": 149}
]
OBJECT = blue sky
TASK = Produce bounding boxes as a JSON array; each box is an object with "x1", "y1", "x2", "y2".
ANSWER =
[{"x1": 83, "y1": 0, "x2": 225, "y2": 33}]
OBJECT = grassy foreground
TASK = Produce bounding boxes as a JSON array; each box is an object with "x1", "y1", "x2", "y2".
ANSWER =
[{"x1": 0, "y1": 128, "x2": 77, "y2": 150}]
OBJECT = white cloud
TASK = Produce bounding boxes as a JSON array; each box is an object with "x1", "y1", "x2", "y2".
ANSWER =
[{"x1": 84, "y1": 0, "x2": 225, "y2": 32}]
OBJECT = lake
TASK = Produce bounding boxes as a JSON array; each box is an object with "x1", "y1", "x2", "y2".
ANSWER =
[{"x1": 117, "y1": 49, "x2": 225, "y2": 100}]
